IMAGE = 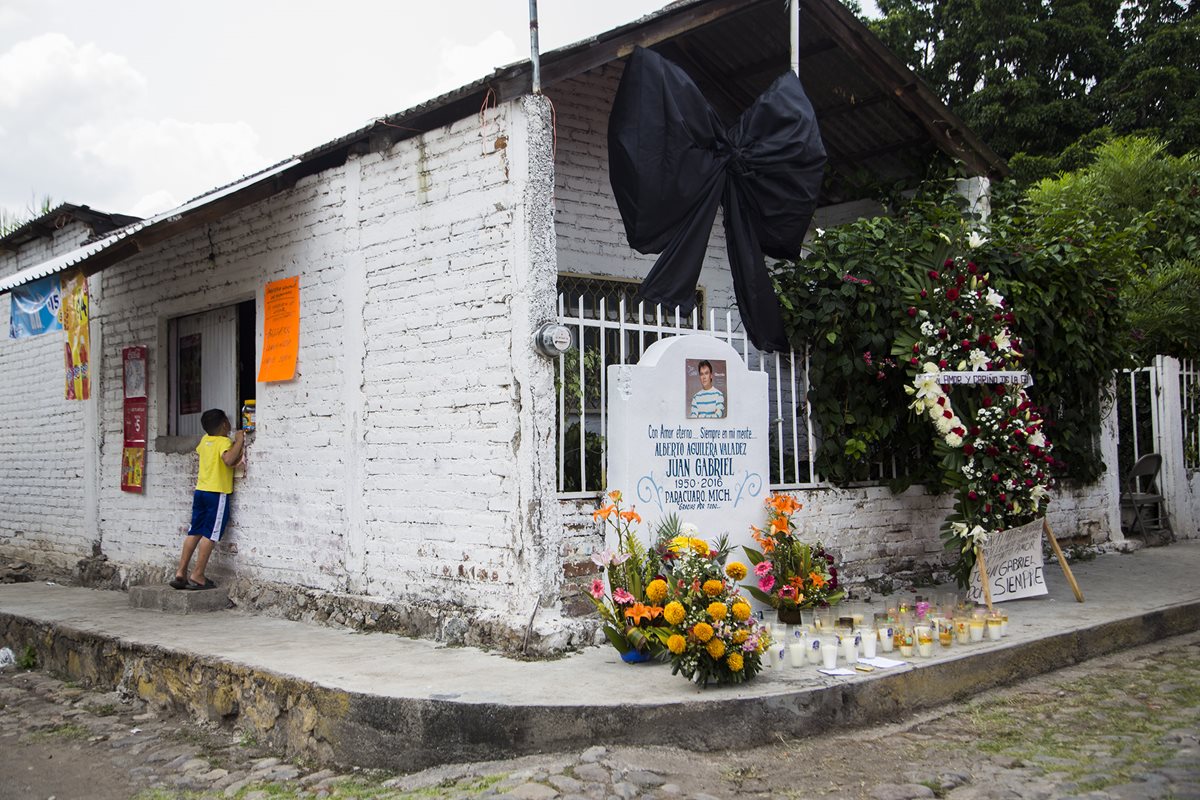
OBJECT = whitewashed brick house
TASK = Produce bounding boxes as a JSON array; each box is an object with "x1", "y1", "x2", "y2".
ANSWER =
[{"x1": 0, "y1": 0, "x2": 1126, "y2": 654}]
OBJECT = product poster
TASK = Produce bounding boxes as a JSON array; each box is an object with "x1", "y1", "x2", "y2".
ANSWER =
[
  {"x1": 8, "y1": 276, "x2": 63, "y2": 339},
  {"x1": 257, "y1": 275, "x2": 300, "y2": 382},
  {"x1": 122, "y1": 345, "x2": 148, "y2": 399},
  {"x1": 59, "y1": 270, "x2": 90, "y2": 399},
  {"x1": 121, "y1": 447, "x2": 146, "y2": 493},
  {"x1": 121, "y1": 345, "x2": 149, "y2": 493}
]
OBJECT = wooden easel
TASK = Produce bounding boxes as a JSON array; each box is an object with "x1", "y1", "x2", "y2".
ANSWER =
[{"x1": 975, "y1": 517, "x2": 1084, "y2": 611}]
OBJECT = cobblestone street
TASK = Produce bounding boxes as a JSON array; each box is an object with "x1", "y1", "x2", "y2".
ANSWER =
[{"x1": 2, "y1": 632, "x2": 1198, "y2": 800}]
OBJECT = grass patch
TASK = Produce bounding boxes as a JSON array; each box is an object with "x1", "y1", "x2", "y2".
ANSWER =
[
  {"x1": 957, "y1": 650, "x2": 1200, "y2": 793},
  {"x1": 87, "y1": 702, "x2": 118, "y2": 716},
  {"x1": 219, "y1": 773, "x2": 505, "y2": 800},
  {"x1": 29, "y1": 722, "x2": 90, "y2": 741},
  {"x1": 16, "y1": 645, "x2": 37, "y2": 670}
]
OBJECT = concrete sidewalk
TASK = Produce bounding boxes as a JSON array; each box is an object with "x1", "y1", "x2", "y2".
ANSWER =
[{"x1": 2, "y1": 541, "x2": 1199, "y2": 772}]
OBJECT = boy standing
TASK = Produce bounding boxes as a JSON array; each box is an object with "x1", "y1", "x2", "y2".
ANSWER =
[{"x1": 170, "y1": 409, "x2": 245, "y2": 590}]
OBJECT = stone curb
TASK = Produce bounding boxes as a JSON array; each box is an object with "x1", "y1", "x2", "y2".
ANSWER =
[{"x1": 2, "y1": 600, "x2": 1198, "y2": 773}]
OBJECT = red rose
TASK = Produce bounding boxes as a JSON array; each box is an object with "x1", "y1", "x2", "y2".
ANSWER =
[
  {"x1": 968, "y1": 263, "x2": 978, "y2": 274},
  {"x1": 908, "y1": 306, "x2": 918, "y2": 317},
  {"x1": 912, "y1": 344, "x2": 920, "y2": 354},
  {"x1": 943, "y1": 259, "x2": 954, "y2": 268},
  {"x1": 991, "y1": 473, "x2": 1000, "y2": 482},
  {"x1": 938, "y1": 359, "x2": 948, "y2": 368},
  {"x1": 998, "y1": 493, "x2": 1007, "y2": 502},
  {"x1": 963, "y1": 444, "x2": 975, "y2": 455},
  {"x1": 968, "y1": 490, "x2": 979, "y2": 501},
  {"x1": 920, "y1": 290, "x2": 928, "y2": 299},
  {"x1": 929, "y1": 270, "x2": 940, "y2": 280},
  {"x1": 946, "y1": 287, "x2": 960, "y2": 301}
]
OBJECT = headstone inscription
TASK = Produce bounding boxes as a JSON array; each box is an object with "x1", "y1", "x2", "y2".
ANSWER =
[{"x1": 606, "y1": 335, "x2": 771, "y2": 554}]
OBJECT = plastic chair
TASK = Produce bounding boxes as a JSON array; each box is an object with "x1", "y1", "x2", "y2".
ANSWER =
[{"x1": 1120, "y1": 453, "x2": 1168, "y2": 536}]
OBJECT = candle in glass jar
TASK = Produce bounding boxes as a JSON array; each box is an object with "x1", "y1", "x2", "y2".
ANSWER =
[
  {"x1": 807, "y1": 633, "x2": 824, "y2": 665},
  {"x1": 840, "y1": 631, "x2": 858, "y2": 663},
  {"x1": 915, "y1": 625, "x2": 934, "y2": 657},
  {"x1": 999, "y1": 612, "x2": 1009, "y2": 637},
  {"x1": 878, "y1": 625, "x2": 894, "y2": 653},
  {"x1": 859, "y1": 627, "x2": 877, "y2": 659},
  {"x1": 938, "y1": 619, "x2": 954, "y2": 648},
  {"x1": 969, "y1": 619, "x2": 985, "y2": 643},
  {"x1": 789, "y1": 639, "x2": 807, "y2": 667},
  {"x1": 821, "y1": 639, "x2": 839, "y2": 669},
  {"x1": 899, "y1": 631, "x2": 915, "y2": 658},
  {"x1": 955, "y1": 619, "x2": 971, "y2": 644},
  {"x1": 986, "y1": 614, "x2": 1002, "y2": 641}
]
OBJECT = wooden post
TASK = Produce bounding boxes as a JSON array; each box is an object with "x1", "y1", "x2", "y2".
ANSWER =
[
  {"x1": 1043, "y1": 518, "x2": 1085, "y2": 603},
  {"x1": 975, "y1": 546, "x2": 994, "y2": 611}
]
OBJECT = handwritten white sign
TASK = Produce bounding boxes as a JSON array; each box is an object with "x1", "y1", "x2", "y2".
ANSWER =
[{"x1": 967, "y1": 517, "x2": 1049, "y2": 603}]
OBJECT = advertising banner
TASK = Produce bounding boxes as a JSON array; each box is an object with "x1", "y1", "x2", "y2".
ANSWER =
[
  {"x1": 60, "y1": 270, "x2": 90, "y2": 399},
  {"x1": 9, "y1": 276, "x2": 63, "y2": 339}
]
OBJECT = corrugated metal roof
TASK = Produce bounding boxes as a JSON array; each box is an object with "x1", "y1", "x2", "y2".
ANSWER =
[
  {"x1": 1, "y1": 0, "x2": 1004, "y2": 294},
  {"x1": 0, "y1": 160, "x2": 298, "y2": 294}
]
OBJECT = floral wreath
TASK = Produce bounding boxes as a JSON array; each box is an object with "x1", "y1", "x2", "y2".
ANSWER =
[{"x1": 893, "y1": 242, "x2": 1058, "y2": 585}]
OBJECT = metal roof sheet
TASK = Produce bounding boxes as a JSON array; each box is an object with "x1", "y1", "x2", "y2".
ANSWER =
[{"x1": 0, "y1": 160, "x2": 298, "y2": 294}]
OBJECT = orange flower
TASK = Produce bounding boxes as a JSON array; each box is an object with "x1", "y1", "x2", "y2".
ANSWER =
[
  {"x1": 770, "y1": 515, "x2": 790, "y2": 535},
  {"x1": 702, "y1": 579, "x2": 724, "y2": 596},
  {"x1": 788, "y1": 576, "x2": 804, "y2": 588},
  {"x1": 767, "y1": 494, "x2": 802, "y2": 515},
  {"x1": 808, "y1": 571, "x2": 827, "y2": 589},
  {"x1": 607, "y1": 490, "x2": 622, "y2": 502},
  {"x1": 619, "y1": 508, "x2": 642, "y2": 524},
  {"x1": 624, "y1": 602, "x2": 662, "y2": 625},
  {"x1": 592, "y1": 504, "x2": 617, "y2": 522}
]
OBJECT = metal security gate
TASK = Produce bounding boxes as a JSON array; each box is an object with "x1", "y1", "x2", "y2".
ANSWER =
[{"x1": 555, "y1": 294, "x2": 821, "y2": 497}]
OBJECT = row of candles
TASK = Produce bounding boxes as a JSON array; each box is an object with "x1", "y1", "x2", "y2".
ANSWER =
[{"x1": 763, "y1": 596, "x2": 1010, "y2": 670}]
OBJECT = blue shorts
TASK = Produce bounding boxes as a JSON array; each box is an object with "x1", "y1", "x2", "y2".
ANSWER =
[{"x1": 188, "y1": 490, "x2": 231, "y2": 541}]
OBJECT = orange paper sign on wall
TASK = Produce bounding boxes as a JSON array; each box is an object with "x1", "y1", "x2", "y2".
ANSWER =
[{"x1": 257, "y1": 276, "x2": 300, "y2": 382}]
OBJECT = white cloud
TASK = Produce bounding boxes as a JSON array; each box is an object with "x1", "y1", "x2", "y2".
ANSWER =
[
  {"x1": 0, "y1": 32, "x2": 144, "y2": 111},
  {"x1": 0, "y1": 33, "x2": 263, "y2": 220},
  {"x1": 73, "y1": 117, "x2": 264, "y2": 214},
  {"x1": 423, "y1": 30, "x2": 519, "y2": 102}
]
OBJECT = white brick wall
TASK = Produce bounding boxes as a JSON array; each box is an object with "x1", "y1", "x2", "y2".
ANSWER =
[
  {"x1": 548, "y1": 63, "x2": 1122, "y2": 603},
  {"x1": 0, "y1": 222, "x2": 100, "y2": 568},
  {"x1": 1, "y1": 99, "x2": 565, "y2": 644},
  {"x1": 550, "y1": 63, "x2": 740, "y2": 320}
]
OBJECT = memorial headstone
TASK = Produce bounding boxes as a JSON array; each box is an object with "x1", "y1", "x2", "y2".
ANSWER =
[{"x1": 607, "y1": 335, "x2": 770, "y2": 554}]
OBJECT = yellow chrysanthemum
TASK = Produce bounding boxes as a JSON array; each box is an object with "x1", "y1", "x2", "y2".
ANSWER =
[
  {"x1": 706, "y1": 638, "x2": 726, "y2": 659},
  {"x1": 646, "y1": 579, "x2": 668, "y2": 604},
  {"x1": 663, "y1": 601, "x2": 685, "y2": 626},
  {"x1": 667, "y1": 634, "x2": 687, "y2": 655},
  {"x1": 725, "y1": 561, "x2": 748, "y2": 580},
  {"x1": 691, "y1": 538, "x2": 710, "y2": 555},
  {"x1": 707, "y1": 602, "x2": 728, "y2": 621},
  {"x1": 693, "y1": 622, "x2": 714, "y2": 642},
  {"x1": 732, "y1": 629, "x2": 749, "y2": 645},
  {"x1": 727, "y1": 652, "x2": 745, "y2": 672},
  {"x1": 702, "y1": 579, "x2": 724, "y2": 597},
  {"x1": 731, "y1": 602, "x2": 752, "y2": 621}
]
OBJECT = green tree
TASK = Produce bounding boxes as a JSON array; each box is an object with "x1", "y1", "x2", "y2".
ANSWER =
[
  {"x1": 1095, "y1": 2, "x2": 1200, "y2": 154},
  {"x1": 870, "y1": 0, "x2": 1122, "y2": 160}
]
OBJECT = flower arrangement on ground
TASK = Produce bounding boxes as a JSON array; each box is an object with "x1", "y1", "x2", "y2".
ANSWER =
[
  {"x1": 893, "y1": 243, "x2": 1058, "y2": 585},
  {"x1": 587, "y1": 491, "x2": 671, "y2": 660},
  {"x1": 741, "y1": 494, "x2": 843, "y2": 620},
  {"x1": 660, "y1": 543, "x2": 768, "y2": 686}
]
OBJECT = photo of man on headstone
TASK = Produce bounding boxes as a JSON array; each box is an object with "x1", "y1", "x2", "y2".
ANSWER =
[{"x1": 687, "y1": 359, "x2": 727, "y2": 419}]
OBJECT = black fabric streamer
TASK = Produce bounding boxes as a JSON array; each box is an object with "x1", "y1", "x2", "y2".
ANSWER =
[{"x1": 608, "y1": 47, "x2": 827, "y2": 352}]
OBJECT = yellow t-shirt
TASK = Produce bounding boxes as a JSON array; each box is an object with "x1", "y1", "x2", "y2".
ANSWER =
[{"x1": 195, "y1": 434, "x2": 234, "y2": 494}]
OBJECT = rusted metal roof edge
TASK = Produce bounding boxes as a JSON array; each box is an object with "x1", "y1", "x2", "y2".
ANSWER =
[{"x1": 0, "y1": 160, "x2": 300, "y2": 295}]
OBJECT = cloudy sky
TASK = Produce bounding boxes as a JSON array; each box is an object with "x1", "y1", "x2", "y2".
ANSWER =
[{"x1": 0, "y1": 1, "x2": 874, "y2": 223}]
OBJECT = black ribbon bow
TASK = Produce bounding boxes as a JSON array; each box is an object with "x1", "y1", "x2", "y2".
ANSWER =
[{"x1": 608, "y1": 47, "x2": 827, "y2": 352}]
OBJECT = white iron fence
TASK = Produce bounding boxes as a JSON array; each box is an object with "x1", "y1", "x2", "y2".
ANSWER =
[
  {"x1": 556, "y1": 294, "x2": 821, "y2": 497},
  {"x1": 1117, "y1": 356, "x2": 1200, "y2": 474}
]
